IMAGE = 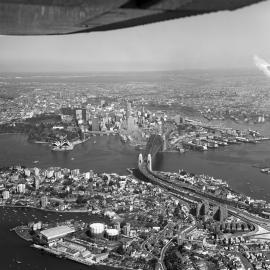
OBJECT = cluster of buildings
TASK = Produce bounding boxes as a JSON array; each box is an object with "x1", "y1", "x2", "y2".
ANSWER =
[
  {"x1": 7, "y1": 162, "x2": 270, "y2": 270},
  {"x1": 167, "y1": 119, "x2": 269, "y2": 153},
  {"x1": 8, "y1": 164, "x2": 193, "y2": 269},
  {"x1": 164, "y1": 217, "x2": 270, "y2": 270},
  {"x1": 158, "y1": 170, "x2": 270, "y2": 214}
]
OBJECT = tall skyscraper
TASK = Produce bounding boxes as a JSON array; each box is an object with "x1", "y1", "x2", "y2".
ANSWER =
[
  {"x1": 75, "y1": 109, "x2": 83, "y2": 121},
  {"x1": 101, "y1": 100, "x2": 105, "y2": 107},
  {"x1": 34, "y1": 177, "x2": 40, "y2": 190},
  {"x1": 24, "y1": 169, "x2": 31, "y2": 177},
  {"x1": 33, "y1": 167, "x2": 40, "y2": 176},
  {"x1": 92, "y1": 117, "x2": 100, "y2": 131},
  {"x1": 17, "y1": 184, "x2": 25, "y2": 194},
  {"x1": 82, "y1": 108, "x2": 87, "y2": 121},
  {"x1": 196, "y1": 203, "x2": 202, "y2": 217},
  {"x1": 113, "y1": 222, "x2": 121, "y2": 232},
  {"x1": 123, "y1": 223, "x2": 130, "y2": 236},
  {"x1": 41, "y1": 196, "x2": 48, "y2": 208},
  {"x1": 127, "y1": 116, "x2": 137, "y2": 131},
  {"x1": 126, "y1": 101, "x2": 132, "y2": 119},
  {"x1": 2, "y1": 190, "x2": 9, "y2": 200}
]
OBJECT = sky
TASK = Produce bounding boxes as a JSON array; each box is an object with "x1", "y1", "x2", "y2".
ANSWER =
[{"x1": 0, "y1": 1, "x2": 270, "y2": 72}]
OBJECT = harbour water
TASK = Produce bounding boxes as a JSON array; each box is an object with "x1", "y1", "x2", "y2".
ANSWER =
[
  {"x1": 0, "y1": 134, "x2": 138, "y2": 175},
  {"x1": 0, "y1": 206, "x2": 113, "y2": 270},
  {"x1": 1, "y1": 132, "x2": 270, "y2": 201}
]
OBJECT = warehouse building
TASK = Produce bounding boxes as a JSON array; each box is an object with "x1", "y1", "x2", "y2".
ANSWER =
[{"x1": 40, "y1": 225, "x2": 75, "y2": 246}]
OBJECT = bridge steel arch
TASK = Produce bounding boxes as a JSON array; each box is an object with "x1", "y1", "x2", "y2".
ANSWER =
[{"x1": 144, "y1": 134, "x2": 164, "y2": 161}]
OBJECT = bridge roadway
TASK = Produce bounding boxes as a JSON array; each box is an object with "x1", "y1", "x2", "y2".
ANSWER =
[{"x1": 138, "y1": 162, "x2": 270, "y2": 230}]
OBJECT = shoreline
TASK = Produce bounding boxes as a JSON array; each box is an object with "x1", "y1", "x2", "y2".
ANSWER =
[
  {"x1": 0, "y1": 204, "x2": 95, "y2": 214},
  {"x1": 31, "y1": 244, "x2": 133, "y2": 270},
  {"x1": 0, "y1": 132, "x2": 25, "y2": 135}
]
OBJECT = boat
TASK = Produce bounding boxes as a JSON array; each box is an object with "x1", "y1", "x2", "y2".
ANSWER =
[
  {"x1": 33, "y1": 160, "x2": 39, "y2": 164},
  {"x1": 207, "y1": 140, "x2": 218, "y2": 148},
  {"x1": 261, "y1": 168, "x2": 270, "y2": 174},
  {"x1": 248, "y1": 139, "x2": 257, "y2": 144},
  {"x1": 236, "y1": 136, "x2": 249, "y2": 142}
]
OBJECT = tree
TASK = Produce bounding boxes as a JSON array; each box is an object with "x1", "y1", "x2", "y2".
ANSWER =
[
  {"x1": 76, "y1": 195, "x2": 87, "y2": 204},
  {"x1": 148, "y1": 258, "x2": 158, "y2": 270}
]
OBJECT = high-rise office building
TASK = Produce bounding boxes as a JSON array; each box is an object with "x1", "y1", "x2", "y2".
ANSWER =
[
  {"x1": 41, "y1": 196, "x2": 48, "y2": 208},
  {"x1": 123, "y1": 223, "x2": 130, "y2": 236},
  {"x1": 71, "y1": 169, "x2": 80, "y2": 177},
  {"x1": 127, "y1": 116, "x2": 137, "y2": 131},
  {"x1": 82, "y1": 108, "x2": 87, "y2": 121},
  {"x1": 196, "y1": 203, "x2": 202, "y2": 217},
  {"x1": 34, "y1": 177, "x2": 40, "y2": 190},
  {"x1": 92, "y1": 117, "x2": 100, "y2": 131},
  {"x1": 17, "y1": 183, "x2": 26, "y2": 193},
  {"x1": 126, "y1": 101, "x2": 132, "y2": 119},
  {"x1": 2, "y1": 190, "x2": 9, "y2": 200},
  {"x1": 46, "y1": 170, "x2": 54, "y2": 179},
  {"x1": 24, "y1": 169, "x2": 31, "y2": 177},
  {"x1": 75, "y1": 109, "x2": 82, "y2": 121},
  {"x1": 33, "y1": 167, "x2": 40, "y2": 176},
  {"x1": 101, "y1": 100, "x2": 105, "y2": 107},
  {"x1": 113, "y1": 222, "x2": 121, "y2": 232}
]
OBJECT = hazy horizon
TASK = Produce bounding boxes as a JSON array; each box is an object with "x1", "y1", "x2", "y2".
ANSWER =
[
  {"x1": 1, "y1": 1, "x2": 270, "y2": 73},
  {"x1": 0, "y1": 66, "x2": 262, "y2": 74}
]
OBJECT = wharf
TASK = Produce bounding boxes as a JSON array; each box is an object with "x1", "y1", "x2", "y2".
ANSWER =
[
  {"x1": 13, "y1": 226, "x2": 33, "y2": 241},
  {"x1": 31, "y1": 244, "x2": 94, "y2": 266}
]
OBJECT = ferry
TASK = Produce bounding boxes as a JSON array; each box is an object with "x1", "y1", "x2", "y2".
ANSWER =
[
  {"x1": 261, "y1": 168, "x2": 270, "y2": 174},
  {"x1": 236, "y1": 136, "x2": 249, "y2": 142},
  {"x1": 227, "y1": 138, "x2": 241, "y2": 144},
  {"x1": 206, "y1": 140, "x2": 218, "y2": 149}
]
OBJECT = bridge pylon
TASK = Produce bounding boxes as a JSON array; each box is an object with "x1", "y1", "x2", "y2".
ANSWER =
[
  {"x1": 162, "y1": 134, "x2": 167, "y2": 151},
  {"x1": 138, "y1": 153, "x2": 143, "y2": 167},
  {"x1": 147, "y1": 154, "x2": 152, "y2": 171}
]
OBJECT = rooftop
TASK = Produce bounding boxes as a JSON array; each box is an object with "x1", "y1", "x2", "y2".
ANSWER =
[{"x1": 40, "y1": 225, "x2": 75, "y2": 240}]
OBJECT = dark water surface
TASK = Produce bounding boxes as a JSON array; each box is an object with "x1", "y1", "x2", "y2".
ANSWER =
[
  {"x1": 0, "y1": 206, "x2": 113, "y2": 270},
  {"x1": 2, "y1": 132, "x2": 270, "y2": 201},
  {"x1": 0, "y1": 134, "x2": 138, "y2": 175}
]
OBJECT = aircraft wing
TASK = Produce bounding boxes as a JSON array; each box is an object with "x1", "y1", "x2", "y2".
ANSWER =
[{"x1": 0, "y1": 0, "x2": 265, "y2": 35}]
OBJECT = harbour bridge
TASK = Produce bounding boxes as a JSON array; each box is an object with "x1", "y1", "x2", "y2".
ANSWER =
[
  {"x1": 137, "y1": 134, "x2": 270, "y2": 232},
  {"x1": 143, "y1": 134, "x2": 164, "y2": 161}
]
